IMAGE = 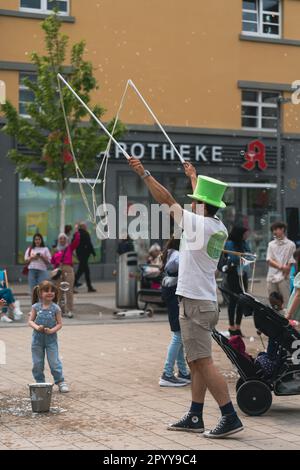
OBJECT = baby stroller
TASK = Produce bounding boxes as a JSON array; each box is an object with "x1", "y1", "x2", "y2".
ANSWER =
[
  {"x1": 136, "y1": 264, "x2": 165, "y2": 316},
  {"x1": 213, "y1": 288, "x2": 300, "y2": 416}
]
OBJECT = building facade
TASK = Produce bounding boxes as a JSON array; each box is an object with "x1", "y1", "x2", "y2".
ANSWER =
[{"x1": 1, "y1": 0, "x2": 300, "y2": 279}]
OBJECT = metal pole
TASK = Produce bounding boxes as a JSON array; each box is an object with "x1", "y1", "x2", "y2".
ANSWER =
[{"x1": 276, "y1": 97, "x2": 283, "y2": 220}]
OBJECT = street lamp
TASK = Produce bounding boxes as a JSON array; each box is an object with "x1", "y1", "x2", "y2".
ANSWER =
[
  {"x1": 276, "y1": 95, "x2": 291, "y2": 221},
  {"x1": 265, "y1": 95, "x2": 291, "y2": 221}
]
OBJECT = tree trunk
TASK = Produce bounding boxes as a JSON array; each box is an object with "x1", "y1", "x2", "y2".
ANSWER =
[{"x1": 60, "y1": 187, "x2": 66, "y2": 233}]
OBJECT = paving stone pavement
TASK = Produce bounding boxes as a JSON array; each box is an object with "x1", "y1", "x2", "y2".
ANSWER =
[{"x1": 1, "y1": 314, "x2": 300, "y2": 450}]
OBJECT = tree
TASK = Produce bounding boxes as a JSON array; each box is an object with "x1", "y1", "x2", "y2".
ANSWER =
[{"x1": 1, "y1": 12, "x2": 124, "y2": 232}]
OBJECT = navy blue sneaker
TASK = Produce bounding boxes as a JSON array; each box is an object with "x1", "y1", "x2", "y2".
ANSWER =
[
  {"x1": 177, "y1": 371, "x2": 191, "y2": 384},
  {"x1": 204, "y1": 413, "x2": 243, "y2": 439},
  {"x1": 167, "y1": 413, "x2": 204, "y2": 433},
  {"x1": 159, "y1": 373, "x2": 188, "y2": 387}
]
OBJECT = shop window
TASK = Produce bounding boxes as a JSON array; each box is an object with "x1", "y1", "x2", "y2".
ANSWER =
[
  {"x1": 242, "y1": 0, "x2": 281, "y2": 37},
  {"x1": 18, "y1": 179, "x2": 103, "y2": 264},
  {"x1": 20, "y1": 0, "x2": 69, "y2": 15},
  {"x1": 222, "y1": 186, "x2": 277, "y2": 261},
  {"x1": 242, "y1": 90, "x2": 279, "y2": 131},
  {"x1": 19, "y1": 72, "x2": 37, "y2": 118}
]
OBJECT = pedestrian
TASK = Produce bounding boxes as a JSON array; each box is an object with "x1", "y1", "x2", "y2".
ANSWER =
[
  {"x1": 74, "y1": 222, "x2": 97, "y2": 293},
  {"x1": 24, "y1": 234, "x2": 51, "y2": 293},
  {"x1": 147, "y1": 243, "x2": 162, "y2": 266},
  {"x1": 51, "y1": 227, "x2": 80, "y2": 318},
  {"x1": 224, "y1": 226, "x2": 251, "y2": 337},
  {"x1": 286, "y1": 248, "x2": 300, "y2": 323},
  {"x1": 28, "y1": 280, "x2": 69, "y2": 392},
  {"x1": 128, "y1": 157, "x2": 243, "y2": 438},
  {"x1": 290, "y1": 261, "x2": 296, "y2": 293},
  {"x1": 267, "y1": 222, "x2": 296, "y2": 307},
  {"x1": 159, "y1": 235, "x2": 191, "y2": 387},
  {"x1": 64, "y1": 224, "x2": 73, "y2": 242},
  {"x1": 52, "y1": 224, "x2": 72, "y2": 249}
]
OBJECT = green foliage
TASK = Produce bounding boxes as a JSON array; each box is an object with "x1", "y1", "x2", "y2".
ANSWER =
[{"x1": 1, "y1": 12, "x2": 125, "y2": 192}]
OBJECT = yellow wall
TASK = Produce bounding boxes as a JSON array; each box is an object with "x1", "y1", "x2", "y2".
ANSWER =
[{"x1": 1, "y1": 0, "x2": 300, "y2": 132}]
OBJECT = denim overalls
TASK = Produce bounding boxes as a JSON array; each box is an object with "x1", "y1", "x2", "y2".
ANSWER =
[{"x1": 31, "y1": 302, "x2": 64, "y2": 384}]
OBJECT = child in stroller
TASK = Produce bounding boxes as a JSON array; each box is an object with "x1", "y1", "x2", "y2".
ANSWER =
[
  {"x1": 136, "y1": 263, "x2": 165, "y2": 314},
  {"x1": 136, "y1": 243, "x2": 166, "y2": 314},
  {"x1": 213, "y1": 288, "x2": 300, "y2": 416}
]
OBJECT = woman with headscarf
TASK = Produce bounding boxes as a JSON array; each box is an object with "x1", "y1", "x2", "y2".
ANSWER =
[
  {"x1": 51, "y1": 226, "x2": 80, "y2": 318},
  {"x1": 224, "y1": 225, "x2": 251, "y2": 337}
]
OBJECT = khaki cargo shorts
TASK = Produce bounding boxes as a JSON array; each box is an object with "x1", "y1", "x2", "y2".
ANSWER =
[{"x1": 179, "y1": 297, "x2": 219, "y2": 362}]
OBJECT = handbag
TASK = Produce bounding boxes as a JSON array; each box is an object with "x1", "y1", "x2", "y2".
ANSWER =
[
  {"x1": 50, "y1": 248, "x2": 67, "y2": 281},
  {"x1": 50, "y1": 267, "x2": 62, "y2": 281},
  {"x1": 22, "y1": 247, "x2": 32, "y2": 276}
]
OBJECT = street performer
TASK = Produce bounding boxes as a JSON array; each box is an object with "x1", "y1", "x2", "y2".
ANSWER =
[{"x1": 128, "y1": 157, "x2": 244, "y2": 439}]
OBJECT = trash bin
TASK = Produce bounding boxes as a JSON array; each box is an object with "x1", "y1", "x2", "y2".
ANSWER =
[
  {"x1": 29, "y1": 383, "x2": 53, "y2": 413},
  {"x1": 116, "y1": 251, "x2": 138, "y2": 308}
]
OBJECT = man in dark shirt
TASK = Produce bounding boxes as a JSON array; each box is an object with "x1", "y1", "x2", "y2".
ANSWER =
[{"x1": 74, "y1": 223, "x2": 97, "y2": 292}]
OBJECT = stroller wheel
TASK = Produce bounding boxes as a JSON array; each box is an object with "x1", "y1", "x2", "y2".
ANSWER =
[
  {"x1": 136, "y1": 292, "x2": 146, "y2": 310},
  {"x1": 236, "y1": 380, "x2": 272, "y2": 416},
  {"x1": 145, "y1": 307, "x2": 154, "y2": 318},
  {"x1": 236, "y1": 377, "x2": 245, "y2": 393}
]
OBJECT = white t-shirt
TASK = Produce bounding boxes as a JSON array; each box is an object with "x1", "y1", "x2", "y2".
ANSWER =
[
  {"x1": 266, "y1": 237, "x2": 296, "y2": 283},
  {"x1": 25, "y1": 247, "x2": 51, "y2": 271},
  {"x1": 176, "y1": 210, "x2": 228, "y2": 301}
]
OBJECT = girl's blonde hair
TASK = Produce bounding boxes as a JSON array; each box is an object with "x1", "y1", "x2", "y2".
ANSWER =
[{"x1": 32, "y1": 281, "x2": 58, "y2": 304}]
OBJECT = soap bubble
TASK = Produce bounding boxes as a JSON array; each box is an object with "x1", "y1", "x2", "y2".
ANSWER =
[{"x1": 59, "y1": 282, "x2": 70, "y2": 292}]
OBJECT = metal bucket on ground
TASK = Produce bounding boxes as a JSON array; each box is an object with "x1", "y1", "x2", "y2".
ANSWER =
[{"x1": 28, "y1": 383, "x2": 53, "y2": 413}]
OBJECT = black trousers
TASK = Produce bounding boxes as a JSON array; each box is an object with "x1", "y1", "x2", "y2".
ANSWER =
[
  {"x1": 75, "y1": 257, "x2": 92, "y2": 289},
  {"x1": 226, "y1": 269, "x2": 248, "y2": 327}
]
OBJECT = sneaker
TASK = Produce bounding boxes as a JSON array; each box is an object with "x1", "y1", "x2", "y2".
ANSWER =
[
  {"x1": 88, "y1": 287, "x2": 97, "y2": 293},
  {"x1": 0, "y1": 315, "x2": 13, "y2": 323},
  {"x1": 159, "y1": 373, "x2": 188, "y2": 387},
  {"x1": 13, "y1": 301, "x2": 23, "y2": 321},
  {"x1": 67, "y1": 311, "x2": 74, "y2": 319},
  {"x1": 204, "y1": 414, "x2": 243, "y2": 439},
  {"x1": 177, "y1": 371, "x2": 191, "y2": 384},
  {"x1": 58, "y1": 382, "x2": 69, "y2": 393},
  {"x1": 167, "y1": 412, "x2": 205, "y2": 433}
]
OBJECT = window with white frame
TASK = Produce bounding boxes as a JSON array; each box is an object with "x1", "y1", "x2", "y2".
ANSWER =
[
  {"x1": 20, "y1": 0, "x2": 69, "y2": 15},
  {"x1": 242, "y1": 90, "x2": 279, "y2": 131},
  {"x1": 242, "y1": 0, "x2": 281, "y2": 37},
  {"x1": 19, "y1": 72, "x2": 37, "y2": 117}
]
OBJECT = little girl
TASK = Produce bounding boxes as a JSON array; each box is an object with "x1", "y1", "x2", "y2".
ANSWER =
[{"x1": 28, "y1": 280, "x2": 69, "y2": 393}]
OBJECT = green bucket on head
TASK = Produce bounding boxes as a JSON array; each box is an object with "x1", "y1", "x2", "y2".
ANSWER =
[
  {"x1": 188, "y1": 175, "x2": 228, "y2": 208},
  {"x1": 28, "y1": 383, "x2": 53, "y2": 413}
]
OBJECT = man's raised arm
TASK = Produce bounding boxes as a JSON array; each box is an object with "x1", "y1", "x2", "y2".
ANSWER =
[
  {"x1": 183, "y1": 162, "x2": 197, "y2": 192},
  {"x1": 128, "y1": 158, "x2": 182, "y2": 222}
]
